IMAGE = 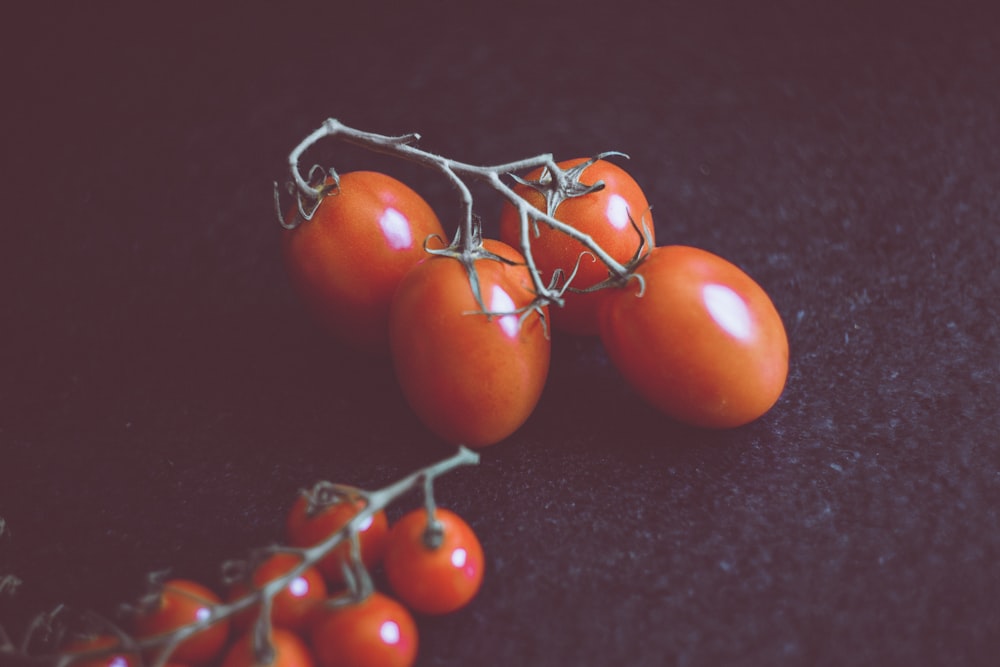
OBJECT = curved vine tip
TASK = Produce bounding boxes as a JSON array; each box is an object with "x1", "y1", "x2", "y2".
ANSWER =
[{"x1": 421, "y1": 473, "x2": 444, "y2": 549}]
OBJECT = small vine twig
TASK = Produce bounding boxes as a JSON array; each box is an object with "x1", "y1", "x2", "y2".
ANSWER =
[{"x1": 274, "y1": 119, "x2": 634, "y2": 310}]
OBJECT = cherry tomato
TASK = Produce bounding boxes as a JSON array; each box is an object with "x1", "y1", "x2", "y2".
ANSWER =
[
  {"x1": 389, "y1": 239, "x2": 550, "y2": 446},
  {"x1": 131, "y1": 579, "x2": 230, "y2": 666},
  {"x1": 63, "y1": 635, "x2": 138, "y2": 667},
  {"x1": 282, "y1": 171, "x2": 445, "y2": 353},
  {"x1": 228, "y1": 553, "x2": 327, "y2": 633},
  {"x1": 499, "y1": 158, "x2": 653, "y2": 336},
  {"x1": 310, "y1": 593, "x2": 417, "y2": 667},
  {"x1": 383, "y1": 508, "x2": 484, "y2": 615},
  {"x1": 221, "y1": 627, "x2": 314, "y2": 667},
  {"x1": 285, "y1": 494, "x2": 389, "y2": 588},
  {"x1": 599, "y1": 245, "x2": 788, "y2": 428}
]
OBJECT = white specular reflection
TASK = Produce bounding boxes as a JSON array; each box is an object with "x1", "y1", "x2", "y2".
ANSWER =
[
  {"x1": 606, "y1": 193, "x2": 630, "y2": 229},
  {"x1": 490, "y1": 285, "x2": 520, "y2": 338},
  {"x1": 289, "y1": 576, "x2": 309, "y2": 596},
  {"x1": 380, "y1": 620, "x2": 401, "y2": 644},
  {"x1": 378, "y1": 207, "x2": 413, "y2": 250},
  {"x1": 359, "y1": 514, "x2": 374, "y2": 531},
  {"x1": 703, "y1": 284, "x2": 752, "y2": 340},
  {"x1": 451, "y1": 547, "x2": 468, "y2": 568}
]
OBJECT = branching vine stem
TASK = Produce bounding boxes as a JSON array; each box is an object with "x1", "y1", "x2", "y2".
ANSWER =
[{"x1": 275, "y1": 119, "x2": 634, "y2": 308}]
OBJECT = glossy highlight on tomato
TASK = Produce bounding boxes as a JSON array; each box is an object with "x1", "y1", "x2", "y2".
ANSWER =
[
  {"x1": 389, "y1": 239, "x2": 550, "y2": 447},
  {"x1": 228, "y1": 553, "x2": 326, "y2": 633},
  {"x1": 285, "y1": 494, "x2": 389, "y2": 587},
  {"x1": 599, "y1": 246, "x2": 788, "y2": 428},
  {"x1": 131, "y1": 579, "x2": 230, "y2": 666},
  {"x1": 310, "y1": 592, "x2": 418, "y2": 667},
  {"x1": 499, "y1": 158, "x2": 653, "y2": 335},
  {"x1": 383, "y1": 508, "x2": 484, "y2": 615},
  {"x1": 283, "y1": 171, "x2": 445, "y2": 353}
]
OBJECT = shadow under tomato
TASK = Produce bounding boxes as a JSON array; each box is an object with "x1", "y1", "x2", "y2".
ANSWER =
[{"x1": 521, "y1": 330, "x2": 764, "y2": 462}]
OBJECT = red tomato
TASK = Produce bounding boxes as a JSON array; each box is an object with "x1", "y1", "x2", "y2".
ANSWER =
[
  {"x1": 389, "y1": 239, "x2": 550, "y2": 446},
  {"x1": 383, "y1": 508, "x2": 484, "y2": 615},
  {"x1": 228, "y1": 553, "x2": 327, "y2": 633},
  {"x1": 599, "y1": 246, "x2": 788, "y2": 428},
  {"x1": 282, "y1": 171, "x2": 445, "y2": 353},
  {"x1": 63, "y1": 635, "x2": 138, "y2": 667},
  {"x1": 310, "y1": 593, "x2": 417, "y2": 667},
  {"x1": 221, "y1": 628, "x2": 314, "y2": 667},
  {"x1": 131, "y1": 579, "x2": 230, "y2": 666},
  {"x1": 499, "y1": 158, "x2": 653, "y2": 335},
  {"x1": 285, "y1": 494, "x2": 389, "y2": 588}
]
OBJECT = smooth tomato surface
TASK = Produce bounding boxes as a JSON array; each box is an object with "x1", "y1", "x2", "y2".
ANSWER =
[
  {"x1": 221, "y1": 628, "x2": 314, "y2": 667},
  {"x1": 283, "y1": 171, "x2": 445, "y2": 353},
  {"x1": 499, "y1": 158, "x2": 653, "y2": 335},
  {"x1": 228, "y1": 553, "x2": 326, "y2": 633},
  {"x1": 383, "y1": 508, "x2": 484, "y2": 615},
  {"x1": 63, "y1": 635, "x2": 138, "y2": 667},
  {"x1": 310, "y1": 593, "x2": 417, "y2": 667},
  {"x1": 389, "y1": 239, "x2": 550, "y2": 447},
  {"x1": 599, "y1": 246, "x2": 788, "y2": 428},
  {"x1": 131, "y1": 579, "x2": 230, "y2": 666},
  {"x1": 285, "y1": 495, "x2": 389, "y2": 588}
]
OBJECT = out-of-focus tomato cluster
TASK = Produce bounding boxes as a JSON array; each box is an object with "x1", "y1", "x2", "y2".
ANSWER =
[{"x1": 62, "y1": 479, "x2": 483, "y2": 667}]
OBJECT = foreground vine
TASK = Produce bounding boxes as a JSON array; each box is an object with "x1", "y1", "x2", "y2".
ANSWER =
[{"x1": 1, "y1": 447, "x2": 480, "y2": 667}]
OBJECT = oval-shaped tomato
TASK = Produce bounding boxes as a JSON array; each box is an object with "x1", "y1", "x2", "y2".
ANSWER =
[
  {"x1": 383, "y1": 508, "x2": 484, "y2": 615},
  {"x1": 285, "y1": 494, "x2": 389, "y2": 588},
  {"x1": 131, "y1": 579, "x2": 230, "y2": 666},
  {"x1": 310, "y1": 593, "x2": 417, "y2": 667},
  {"x1": 283, "y1": 171, "x2": 445, "y2": 353},
  {"x1": 228, "y1": 553, "x2": 327, "y2": 634},
  {"x1": 599, "y1": 246, "x2": 788, "y2": 428},
  {"x1": 389, "y1": 239, "x2": 550, "y2": 447},
  {"x1": 499, "y1": 158, "x2": 653, "y2": 336},
  {"x1": 221, "y1": 627, "x2": 314, "y2": 667}
]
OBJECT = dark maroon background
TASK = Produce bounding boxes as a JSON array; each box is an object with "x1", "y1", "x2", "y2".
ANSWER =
[{"x1": 3, "y1": 3, "x2": 999, "y2": 666}]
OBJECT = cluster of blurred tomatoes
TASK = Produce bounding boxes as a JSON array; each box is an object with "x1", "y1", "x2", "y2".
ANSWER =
[{"x1": 64, "y1": 483, "x2": 482, "y2": 667}]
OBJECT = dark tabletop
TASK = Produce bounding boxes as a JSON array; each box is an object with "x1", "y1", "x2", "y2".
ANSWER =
[{"x1": 3, "y1": 3, "x2": 1000, "y2": 666}]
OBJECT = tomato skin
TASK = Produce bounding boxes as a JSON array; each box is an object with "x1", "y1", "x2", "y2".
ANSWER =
[
  {"x1": 310, "y1": 593, "x2": 418, "y2": 667},
  {"x1": 282, "y1": 171, "x2": 445, "y2": 353},
  {"x1": 499, "y1": 158, "x2": 653, "y2": 336},
  {"x1": 599, "y1": 246, "x2": 788, "y2": 428},
  {"x1": 63, "y1": 635, "x2": 139, "y2": 667},
  {"x1": 131, "y1": 579, "x2": 230, "y2": 666},
  {"x1": 285, "y1": 495, "x2": 389, "y2": 588},
  {"x1": 221, "y1": 628, "x2": 314, "y2": 667},
  {"x1": 383, "y1": 508, "x2": 484, "y2": 615},
  {"x1": 388, "y1": 239, "x2": 550, "y2": 447},
  {"x1": 228, "y1": 553, "x2": 327, "y2": 633}
]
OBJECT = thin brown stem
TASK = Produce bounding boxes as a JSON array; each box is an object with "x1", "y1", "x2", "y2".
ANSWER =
[{"x1": 277, "y1": 119, "x2": 632, "y2": 298}]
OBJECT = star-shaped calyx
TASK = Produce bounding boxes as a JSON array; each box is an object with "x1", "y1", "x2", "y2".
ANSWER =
[{"x1": 508, "y1": 151, "x2": 629, "y2": 217}]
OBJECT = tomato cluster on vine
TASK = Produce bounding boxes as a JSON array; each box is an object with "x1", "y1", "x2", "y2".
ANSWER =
[
  {"x1": 6, "y1": 122, "x2": 792, "y2": 667},
  {"x1": 279, "y1": 121, "x2": 789, "y2": 445},
  {"x1": 55, "y1": 459, "x2": 482, "y2": 667}
]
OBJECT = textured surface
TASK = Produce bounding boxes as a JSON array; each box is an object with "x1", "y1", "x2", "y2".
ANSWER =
[{"x1": 3, "y1": 3, "x2": 1000, "y2": 666}]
